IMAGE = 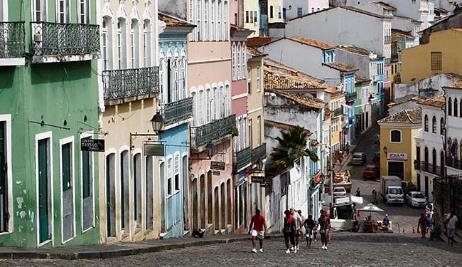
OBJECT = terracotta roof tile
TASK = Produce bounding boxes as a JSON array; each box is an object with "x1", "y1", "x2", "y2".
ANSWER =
[
  {"x1": 264, "y1": 66, "x2": 327, "y2": 90},
  {"x1": 322, "y1": 62, "x2": 358, "y2": 72},
  {"x1": 446, "y1": 79, "x2": 462, "y2": 89},
  {"x1": 247, "y1": 47, "x2": 267, "y2": 57},
  {"x1": 287, "y1": 36, "x2": 335, "y2": 50},
  {"x1": 420, "y1": 96, "x2": 445, "y2": 107},
  {"x1": 264, "y1": 59, "x2": 301, "y2": 74},
  {"x1": 158, "y1": 13, "x2": 195, "y2": 28},
  {"x1": 247, "y1": 37, "x2": 273, "y2": 47},
  {"x1": 337, "y1": 45, "x2": 374, "y2": 56},
  {"x1": 265, "y1": 120, "x2": 312, "y2": 135},
  {"x1": 392, "y1": 29, "x2": 413, "y2": 38},
  {"x1": 356, "y1": 76, "x2": 371, "y2": 83},
  {"x1": 378, "y1": 109, "x2": 422, "y2": 124},
  {"x1": 268, "y1": 89, "x2": 325, "y2": 109}
]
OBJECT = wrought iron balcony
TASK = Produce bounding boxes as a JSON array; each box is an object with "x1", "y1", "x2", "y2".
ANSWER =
[
  {"x1": 251, "y1": 143, "x2": 267, "y2": 163},
  {"x1": 333, "y1": 107, "x2": 343, "y2": 117},
  {"x1": 345, "y1": 92, "x2": 357, "y2": 103},
  {"x1": 415, "y1": 161, "x2": 443, "y2": 176},
  {"x1": 103, "y1": 67, "x2": 160, "y2": 104},
  {"x1": 235, "y1": 147, "x2": 251, "y2": 171},
  {"x1": 192, "y1": 114, "x2": 236, "y2": 148},
  {"x1": 31, "y1": 22, "x2": 99, "y2": 61},
  {"x1": 447, "y1": 157, "x2": 462, "y2": 170},
  {"x1": 0, "y1": 22, "x2": 25, "y2": 59},
  {"x1": 163, "y1": 97, "x2": 193, "y2": 126}
]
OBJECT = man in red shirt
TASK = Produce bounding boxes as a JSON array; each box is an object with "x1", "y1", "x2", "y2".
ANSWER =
[{"x1": 249, "y1": 209, "x2": 267, "y2": 253}]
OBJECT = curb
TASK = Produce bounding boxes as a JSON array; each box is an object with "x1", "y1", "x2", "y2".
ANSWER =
[{"x1": 0, "y1": 234, "x2": 283, "y2": 260}]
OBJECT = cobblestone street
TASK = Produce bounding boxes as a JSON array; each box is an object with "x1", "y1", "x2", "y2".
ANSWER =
[{"x1": 1, "y1": 233, "x2": 460, "y2": 266}]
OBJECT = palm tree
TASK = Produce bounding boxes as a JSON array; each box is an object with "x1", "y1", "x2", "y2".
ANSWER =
[{"x1": 271, "y1": 126, "x2": 318, "y2": 172}]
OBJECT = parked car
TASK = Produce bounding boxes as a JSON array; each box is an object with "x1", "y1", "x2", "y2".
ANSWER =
[
  {"x1": 406, "y1": 191, "x2": 427, "y2": 208},
  {"x1": 351, "y1": 152, "x2": 367, "y2": 166},
  {"x1": 362, "y1": 165, "x2": 378, "y2": 179},
  {"x1": 333, "y1": 187, "x2": 347, "y2": 198}
]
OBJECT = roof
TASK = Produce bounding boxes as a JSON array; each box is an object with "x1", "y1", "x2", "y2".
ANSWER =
[
  {"x1": 336, "y1": 45, "x2": 378, "y2": 56},
  {"x1": 286, "y1": 36, "x2": 335, "y2": 50},
  {"x1": 378, "y1": 109, "x2": 422, "y2": 124},
  {"x1": 247, "y1": 37, "x2": 273, "y2": 47},
  {"x1": 324, "y1": 86, "x2": 339, "y2": 94},
  {"x1": 356, "y1": 76, "x2": 371, "y2": 83},
  {"x1": 264, "y1": 59, "x2": 300, "y2": 74},
  {"x1": 446, "y1": 79, "x2": 462, "y2": 89},
  {"x1": 322, "y1": 62, "x2": 358, "y2": 72},
  {"x1": 247, "y1": 46, "x2": 267, "y2": 57},
  {"x1": 265, "y1": 120, "x2": 312, "y2": 136},
  {"x1": 289, "y1": 6, "x2": 387, "y2": 21},
  {"x1": 388, "y1": 95, "x2": 422, "y2": 107},
  {"x1": 264, "y1": 67, "x2": 327, "y2": 91},
  {"x1": 374, "y1": 1, "x2": 396, "y2": 11},
  {"x1": 267, "y1": 89, "x2": 325, "y2": 110},
  {"x1": 420, "y1": 96, "x2": 445, "y2": 108},
  {"x1": 158, "y1": 13, "x2": 195, "y2": 28},
  {"x1": 392, "y1": 29, "x2": 413, "y2": 38}
]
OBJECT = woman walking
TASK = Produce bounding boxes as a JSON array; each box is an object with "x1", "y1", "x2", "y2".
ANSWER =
[
  {"x1": 417, "y1": 213, "x2": 427, "y2": 239},
  {"x1": 304, "y1": 214, "x2": 315, "y2": 248},
  {"x1": 283, "y1": 210, "x2": 296, "y2": 254},
  {"x1": 319, "y1": 214, "x2": 330, "y2": 250}
]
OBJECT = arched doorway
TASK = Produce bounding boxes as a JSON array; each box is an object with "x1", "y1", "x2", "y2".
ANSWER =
[
  {"x1": 200, "y1": 174, "x2": 205, "y2": 229},
  {"x1": 207, "y1": 171, "x2": 213, "y2": 224},
  {"x1": 220, "y1": 183, "x2": 225, "y2": 229},
  {"x1": 192, "y1": 178, "x2": 198, "y2": 230},
  {"x1": 214, "y1": 187, "x2": 219, "y2": 230}
]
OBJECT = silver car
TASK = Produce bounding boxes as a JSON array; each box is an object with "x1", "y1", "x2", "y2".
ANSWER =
[
  {"x1": 351, "y1": 152, "x2": 366, "y2": 166},
  {"x1": 406, "y1": 191, "x2": 427, "y2": 208}
]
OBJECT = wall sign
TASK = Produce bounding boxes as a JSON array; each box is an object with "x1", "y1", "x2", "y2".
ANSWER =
[
  {"x1": 144, "y1": 143, "x2": 165, "y2": 156},
  {"x1": 212, "y1": 171, "x2": 221, "y2": 176},
  {"x1": 211, "y1": 161, "x2": 225, "y2": 170},
  {"x1": 251, "y1": 176, "x2": 265, "y2": 184},
  {"x1": 81, "y1": 139, "x2": 105, "y2": 152},
  {"x1": 387, "y1": 152, "x2": 407, "y2": 161}
]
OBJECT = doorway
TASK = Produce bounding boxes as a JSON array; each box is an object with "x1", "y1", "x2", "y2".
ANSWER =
[
  {"x1": 38, "y1": 137, "x2": 52, "y2": 244},
  {"x1": 387, "y1": 161, "x2": 404, "y2": 179},
  {"x1": 133, "y1": 153, "x2": 142, "y2": 227},
  {"x1": 106, "y1": 153, "x2": 116, "y2": 237},
  {"x1": 120, "y1": 151, "x2": 129, "y2": 232},
  {"x1": 146, "y1": 156, "x2": 154, "y2": 230},
  {"x1": 61, "y1": 140, "x2": 74, "y2": 242}
]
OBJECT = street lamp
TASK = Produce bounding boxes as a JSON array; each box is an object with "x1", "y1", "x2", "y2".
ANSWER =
[
  {"x1": 151, "y1": 112, "x2": 164, "y2": 133},
  {"x1": 383, "y1": 146, "x2": 388, "y2": 156}
]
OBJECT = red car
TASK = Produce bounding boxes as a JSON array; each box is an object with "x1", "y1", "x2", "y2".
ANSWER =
[{"x1": 362, "y1": 165, "x2": 378, "y2": 179}]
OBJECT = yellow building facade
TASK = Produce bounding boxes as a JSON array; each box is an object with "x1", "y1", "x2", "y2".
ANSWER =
[
  {"x1": 378, "y1": 109, "x2": 422, "y2": 184},
  {"x1": 401, "y1": 29, "x2": 462, "y2": 83}
]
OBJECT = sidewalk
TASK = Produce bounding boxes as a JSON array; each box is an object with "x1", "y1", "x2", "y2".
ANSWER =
[{"x1": 0, "y1": 233, "x2": 282, "y2": 260}]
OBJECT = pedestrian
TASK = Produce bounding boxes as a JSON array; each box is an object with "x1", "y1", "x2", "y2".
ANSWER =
[
  {"x1": 249, "y1": 208, "x2": 267, "y2": 253},
  {"x1": 382, "y1": 214, "x2": 390, "y2": 232},
  {"x1": 356, "y1": 187, "x2": 361, "y2": 197},
  {"x1": 294, "y1": 210, "x2": 304, "y2": 251},
  {"x1": 446, "y1": 212, "x2": 458, "y2": 246},
  {"x1": 372, "y1": 188, "x2": 377, "y2": 204},
  {"x1": 304, "y1": 214, "x2": 315, "y2": 248},
  {"x1": 319, "y1": 214, "x2": 330, "y2": 250},
  {"x1": 417, "y1": 213, "x2": 427, "y2": 239},
  {"x1": 283, "y1": 210, "x2": 296, "y2": 254},
  {"x1": 312, "y1": 219, "x2": 318, "y2": 242}
]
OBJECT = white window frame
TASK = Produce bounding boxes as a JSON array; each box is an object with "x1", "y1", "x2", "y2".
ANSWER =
[
  {"x1": 117, "y1": 18, "x2": 127, "y2": 69},
  {"x1": 197, "y1": 0, "x2": 202, "y2": 41},
  {"x1": 59, "y1": 136, "x2": 76, "y2": 244},
  {"x1": 256, "y1": 65, "x2": 261, "y2": 92},
  {"x1": 56, "y1": 0, "x2": 70, "y2": 23},
  {"x1": 0, "y1": 115, "x2": 13, "y2": 235},
  {"x1": 211, "y1": 0, "x2": 215, "y2": 40},
  {"x1": 0, "y1": 0, "x2": 8, "y2": 21},
  {"x1": 130, "y1": 19, "x2": 139, "y2": 69},
  {"x1": 32, "y1": 0, "x2": 48, "y2": 21},
  {"x1": 217, "y1": 0, "x2": 222, "y2": 41},
  {"x1": 174, "y1": 153, "x2": 181, "y2": 193},
  {"x1": 236, "y1": 43, "x2": 241, "y2": 79},
  {"x1": 77, "y1": 0, "x2": 90, "y2": 24},
  {"x1": 232, "y1": 43, "x2": 236, "y2": 80},
  {"x1": 80, "y1": 132, "x2": 95, "y2": 232},
  {"x1": 241, "y1": 44, "x2": 246, "y2": 78},
  {"x1": 390, "y1": 129, "x2": 402, "y2": 143},
  {"x1": 204, "y1": 0, "x2": 209, "y2": 41},
  {"x1": 143, "y1": 19, "x2": 151, "y2": 67},
  {"x1": 167, "y1": 157, "x2": 173, "y2": 197},
  {"x1": 224, "y1": 1, "x2": 228, "y2": 40},
  {"x1": 35, "y1": 131, "x2": 54, "y2": 247}
]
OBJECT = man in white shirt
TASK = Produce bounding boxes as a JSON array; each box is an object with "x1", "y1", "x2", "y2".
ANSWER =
[{"x1": 447, "y1": 213, "x2": 458, "y2": 247}]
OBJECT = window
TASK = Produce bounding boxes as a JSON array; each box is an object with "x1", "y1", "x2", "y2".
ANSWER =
[
  {"x1": 57, "y1": 0, "x2": 70, "y2": 23},
  {"x1": 250, "y1": 10, "x2": 253, "y2": 23},
  {"x1": 257, "y1": 116, "x2": 262, "y2": 145},
  {"x1": 256, "y1": 66, "x2": 261, "y2": 92},
  {"x1": 424, "y1": 115, "x2": 429, "y2": 132},
  {"x1": 431, "y1": 52, "x2": 442, "y2": 71},
  {"x1": 204, "y1": 0, "x2": 209, "y2": 41},
  {"x1": 432, "y1": 116, "x2": 437, "y2": 133},
  {"x1": 117, "y1": 19, "x2": 127, "y2": 69},
  {"x1": 254, "y1": 11, "x2": 257, "y2": 23},
  {"x1": 217, "y1": 0, "x2": 222, "y2": 41},
  {"x1": 460, "y1": 100, "x2": 462, "y2": 118},
  {"x1": 248, "y1": 119, "x2": 253, "y2": 148},
  {"x1": 102, "y1": 17, "x2": 112, "y2": 70},
  {"x1": 270, "y1": 5, "x2": 274, "y2": 18},
  {"x1": 167, "y1": 158, "x2": 173, "y2": 196},
  {"x1": 33, "y1": 0, "x2": 47, "y2": 21},
  {"x1": 241, "y1": 44, "x2": 246, "y2": 78},
  {"x1": 390, "y1": 130, "x2": 401, "y2": 143},
  {"x1": 440, "y1": 117, "x2": 444, "y2": 135},
  {"x1": 78, "y1": 0, "x2": 89, "y2": 24},
  {"x1": 61, "y1": 142, "x2": 72, "y2": 190},
  {"x1": 448, "y1": 97, "x2": 452, "y2": 116},
  {"x1": 232, "y1": 44, "x2": 236, "y2": 80},
  {"x1": 246, "y1": 11, "x2": 249, "y2": 23},
  {"x1": 297, "y1": 8, "x2": 303, "y2": 17},
  {"x1": 174, "y1": 155, "x2": 180, "y2": 191},
  {"x1": 130, "y1": 20, "x2": 139, "y2": 68},
  {"x1": 224, "y1": 1, "x2": 229, "y2": 40},
  {"x1": 454, "y1": 98, "x2": 458, "y2": 117},
  {"x1": 0, "y1": 118, "x2": 11, "y2": 233},
  {"x1": 211, "y1": 0, "x2": 215, "y2": 40},
  {"x1": 248, "y1": 67, "x2": 252, "y2": 94},
  {"x1": 197, "y1": 0, "x2": 201, "y2": 40},
  {"x1": 143, "y1": 20, "x2": 151, "y2": 67}
]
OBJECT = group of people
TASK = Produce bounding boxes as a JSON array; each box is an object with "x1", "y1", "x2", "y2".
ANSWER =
[
  {"x1": 282, "y1": 209, "x2": 331, "y2": 253},
  {"x1": 247, "y1": 208, "x2": 332, "y2": 254}
]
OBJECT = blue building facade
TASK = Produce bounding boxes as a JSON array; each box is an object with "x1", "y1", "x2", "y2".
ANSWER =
[
  {"x1": 158, "y1": 14, "x2": 194, "y2": 238},
  {"x1": 343, "y1": 72, "x2": 356, "y2": 147},
  {"x1": 375, "y1": 58, "x2": 385, "y2": 116}
]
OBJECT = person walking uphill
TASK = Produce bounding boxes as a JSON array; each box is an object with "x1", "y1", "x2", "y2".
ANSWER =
[
  {"x1": 319, "y1": 214, "x2": 330, "y2": 250},
  {"x1": 283, "y1": 210, "x2": 296, "y2": 254},
  {"x1": 446, "y1": 212, "x2": 458, "y2": 247},
  {"x1": 249, "y1": 209, "x2": 267, "y2": 253},
  {"x1": 304, "y1": 214, "x2": 315, "y2": 248},
  {"x1": 294, "y1": 210, "x2": 304, "y2": 252},
  {"x1": 417, "y1": 213, "x2": 427, "y2": 239}
]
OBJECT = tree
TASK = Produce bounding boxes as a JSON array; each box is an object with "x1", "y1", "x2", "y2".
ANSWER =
[{"x1": 270, "y1": 126, "x2": 318, "y2": 172}]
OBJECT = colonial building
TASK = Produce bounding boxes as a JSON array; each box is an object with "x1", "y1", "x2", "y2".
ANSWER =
[
  {"x1": 97, "y1": 0, "x2": 160, "y2": 243},
  {"x1": 378, "y1": 109, "x2": 422, "y2": 184},
  {"x1": 283, "y1": 0, "x2": 330, "y2": 20},
  {"x1": 414, "y1": 96, "x2": 445, "y2": 202},
  {"x1": 444, "y1": 82, "x2": 462, "y2": 176},
  {"x1": 0, "y1": 0, "x2": 100, "y2": 247},
  {"x1": 188, "y1": 0, "x2": 235, "y2": 235}
]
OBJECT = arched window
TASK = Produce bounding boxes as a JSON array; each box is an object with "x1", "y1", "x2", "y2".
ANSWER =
[
  {"x1": 390, "y1": 130, "x2": 401, "y2": 143},
  {"x1": 143, "y1": 20, "x2": 151, "y2": 67},
  {"x1": 440, "y1": 117, "x2": 444, "y2": 135},
  {"x1": 432, "y1": 116, "x2": 436, "y2": 133},
  {"x1": 204, "y1": 0, "x2": 209, "y2": 41},
  {"x1": 130, "y1": 19, "x2": 139, "y2": 68},
  {"x1": 448, "y1": 97, "x2": 452, "y2": 116},
  {"x1": 102, "y1": 16, "x2": 113, "y2": 70},
  {"x1": 117, "y1": 18, "x2": 127, "y2": 69},
  {"x1": 454, "y1": 98, "x2": 459, "y2": 117},
  {"x1": 440, "y1": 150, "x2": 445, "y2": 175},
  {"x1": 424, "y1": 147, "x2": 429, "y2": 171},
  {"x1": 424, "y1": 115, "x2": 428, "y2": 132},
  {"x1": 432, "y1": 148, "x2": 437, "y2": 173}
]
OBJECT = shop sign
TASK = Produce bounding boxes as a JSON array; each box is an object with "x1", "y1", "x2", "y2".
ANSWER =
[
  {"x1": 81, "y1": 139, "x2": 105, "y2": 152},
  {"x1": 211, "y1": 161, "x2": 225, "y2": 170},
  {"x1": 387, "y1": 152, "x2": 407, "y2": 161},
  {"x1": 251, "y1": 176, "x2": 265, "y2": 184},
  {"x1": 144, "y1": 143, "x2": 165, "y2": 156}
]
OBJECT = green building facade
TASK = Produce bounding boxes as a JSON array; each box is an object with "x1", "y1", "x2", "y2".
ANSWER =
[{"x1": 0, "y1": 0, "x2": 100, "y2": 247}]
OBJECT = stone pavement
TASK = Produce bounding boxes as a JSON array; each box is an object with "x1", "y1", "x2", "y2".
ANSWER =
[{"x1": 1, "y1": 233, "x2": 460, "y2": 266}]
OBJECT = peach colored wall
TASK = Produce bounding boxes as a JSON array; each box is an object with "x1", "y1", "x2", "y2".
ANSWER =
[
  {"x1": 232, "y1": 79, "x2": 248, "y2": 96},
  {"x1": 232, "y1": 94, "x2": 248, "y2": 116},
  {"x1": 188, "y1": 42, "x2": 231, "y2": 64},
  {"x1": 230, "y1": 0, "x2": 239, "y2": 26}
]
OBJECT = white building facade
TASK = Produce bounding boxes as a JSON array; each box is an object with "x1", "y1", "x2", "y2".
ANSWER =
[
  {"x1": 444, "y1": 85, "x2": 462, "y2": 176},
  {"x1": 283, "y1": 0, "x2": 329, "y2": 20}
]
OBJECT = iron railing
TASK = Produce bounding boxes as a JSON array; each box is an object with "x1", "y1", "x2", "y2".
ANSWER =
[
  {"x1": 333, "y1": 107, "x2": 343, "y2": 117},
  {"x1": 235, "y1": 147, "x2": 251, "y2": 171},
  {"x1": 103, "y1": 67, "x2": 160, "y2": 103},
  {"x1": 447, "y1": 157, "x2": 462, "y2": 170},
  {"x1": 345, "y1": 92, "x2": 357, "y2": 103},
  {"x1": 31, "y1": 22, "x2": 99, "y2": 57},
  {"x1": 0, "y1": 22, "x2": 24, "y2": 58},
  {"x1": 251, "y1": 143, "x2": 267, "y2": 163},
  {"x1": 414, "y1": 161, "x2": 443, "y2": 176},
  {"x1": 163, "y1": 97, "x2": 193, "y2": 126},
  {"x1": 192, "y1": 114, "x2": 236, "y2": 148}
]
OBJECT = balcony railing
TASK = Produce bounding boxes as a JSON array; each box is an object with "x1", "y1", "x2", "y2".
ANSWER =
[
  {"x1": 251, "y1": 143, "x2": 267, "y2": 163},
  {"x1": 192, "y1": 114, "x2": 236, "y2": 148},
  {"x1": 163, "y1": 97, "x2": 193, "y2": 126},
  {"x1": 447, "y1": 158, "x2": 462, "y2": 170},
  {"x1": 103, "y1": 67, "x2": 160, "y2": 103},
  {"x1": 345, "y1": 92, "x2": 357, "y2": 103},
  {"x1": 0, "y1": 22, "x2": 25, "y2": 58},
  {"x1": 235, "y1": 147, "x2": 251, "y2": 171},
  {"x1": 333, "y1": 107, "x2": 343, "y2": 117},
  {"x1": 415, "y1": 160, "x2": 443, "y2": 176},
  {"x1": 31, "y1": 22, "x2": 99, "y2": 58}
]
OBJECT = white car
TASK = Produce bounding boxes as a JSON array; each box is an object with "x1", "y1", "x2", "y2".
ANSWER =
[
  {"x1": 406, "y1": 191, "x2": 427, "y2": 208},
  {"x1": 333, "y1": 187, "x2": 347, "y2": 198}
]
